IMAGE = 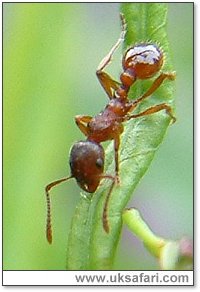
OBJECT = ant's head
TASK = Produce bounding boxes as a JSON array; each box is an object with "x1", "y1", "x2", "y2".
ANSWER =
[
  {"x1": 122, "y1": 43, "x2": 163, "y2": 80},
  {"x1": 69, "y1": 140, "x2": 104, "y2": 193},
  {"x1": 45, "y1": 140, "x2": 104, "y2": 244}
]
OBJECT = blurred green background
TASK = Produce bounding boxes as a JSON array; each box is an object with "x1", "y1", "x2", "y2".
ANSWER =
[{"x1": 3, "y1": 3, "x2": 193, "y2": 270}]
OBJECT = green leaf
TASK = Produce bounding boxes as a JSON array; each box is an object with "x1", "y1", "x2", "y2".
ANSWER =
[
  {"x1": 66, "y1": 194, "x2": 92, "y2": 270},
  {"x1": 66, "y1": 3, "x2": 175, "y2": 270}
]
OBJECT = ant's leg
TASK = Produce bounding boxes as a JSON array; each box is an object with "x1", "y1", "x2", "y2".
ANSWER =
[
  {"x1": 125, "y1": 103, "x2": 176, "y2": 123},
  {"x1": 45, "y1": 176, "x2": 73, "y2": 244},
  {"x1": 96, "y1": 14, "x2": 126, "y2": 99},
  {"x1": 97, "y1": 13, "x2": 126, "y2": 73},
  {"x1": 96, "y1": 71, "x2": 120, "y2": 99},
  {"x1": 131, "y1": 72, "x2": 176, "y2": 108},
  {"x1": 75, "y1": 115, "x2": 92, "y2": 137}
]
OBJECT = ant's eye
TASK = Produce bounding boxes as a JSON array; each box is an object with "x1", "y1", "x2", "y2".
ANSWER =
[{"x1": 96, "y1": 158, "x2": 103, "y2": 168}]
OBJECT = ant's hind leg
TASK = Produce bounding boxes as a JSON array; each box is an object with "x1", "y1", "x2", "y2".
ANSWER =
[
  {"x1": 125, "y1": 103, "x2": 176, "y2": 123},
  {"x1": 131, "y1": 72, "x2": 176, "y2": 108},
  {"x1": 96, "y1": 14, "x2": 127, "y2": 99},
  {"x1": 75, "y1": 115, "x2": 92, "y2": 137},
  {"x1": 96, "y1": 71, "x2": 121, "y2": 100}
]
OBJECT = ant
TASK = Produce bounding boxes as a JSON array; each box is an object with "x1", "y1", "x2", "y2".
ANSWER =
[{"x1": 45, "y1": 14, "x2": 176, "y2": 244}]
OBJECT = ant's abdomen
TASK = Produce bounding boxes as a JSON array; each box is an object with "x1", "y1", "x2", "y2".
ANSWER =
[{"x1": 122, "y1": 43, "x2": 163, "y2": 80}]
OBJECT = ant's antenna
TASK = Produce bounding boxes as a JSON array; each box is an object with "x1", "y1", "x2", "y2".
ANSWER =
[
  {"x1": 45, "y1": 176, "x2": 72, "y2": 244},
  {"x1": 100, "y1": 175, "x2": 116, "y2": 233}
]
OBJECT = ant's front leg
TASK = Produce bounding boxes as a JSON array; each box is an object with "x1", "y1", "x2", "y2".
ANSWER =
[
  {"x1": 96, "y1": 14, "x2": 126, "y2": 99},
  {"x1": 75, "y1": 115, "x2": 92, "y2": 137}
]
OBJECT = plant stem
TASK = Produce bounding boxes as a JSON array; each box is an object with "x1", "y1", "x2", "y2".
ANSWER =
[{"x1": 123, "y1": 208, "x2": 165, "y2": 258}]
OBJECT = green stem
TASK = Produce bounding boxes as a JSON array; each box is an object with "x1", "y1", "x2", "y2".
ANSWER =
[
  {"x1": 123, "y1": 208, "x2": 165, "y2": 258},
  {"x1": 123, "y1": 208, "x2": 193, "y2": 270}
]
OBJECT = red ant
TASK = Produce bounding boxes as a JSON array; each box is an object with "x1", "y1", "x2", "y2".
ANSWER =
[{"x1": 45, "y1": 14, "x2": 176, "y2": 244}]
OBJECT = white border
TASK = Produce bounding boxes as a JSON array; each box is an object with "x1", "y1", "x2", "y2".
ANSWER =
[{"x1": 1, "y1": 0, "x2": 196, "y2": 288}]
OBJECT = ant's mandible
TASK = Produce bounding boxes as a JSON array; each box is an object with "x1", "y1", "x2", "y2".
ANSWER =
[{"x1": 45, "y1": 14, "x2": 176, "y2": 244}]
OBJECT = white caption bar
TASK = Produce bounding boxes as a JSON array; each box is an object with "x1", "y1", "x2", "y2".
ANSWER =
[{"x1": 3, "y1": 270, "x2": 193, "y2": 286}]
